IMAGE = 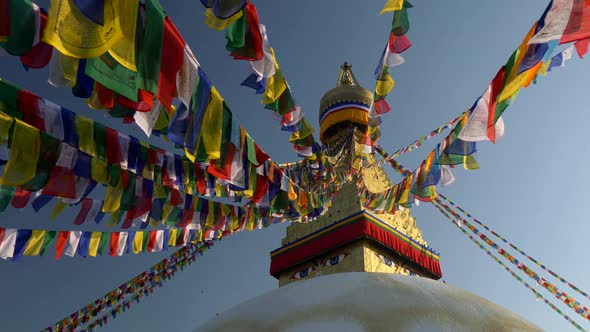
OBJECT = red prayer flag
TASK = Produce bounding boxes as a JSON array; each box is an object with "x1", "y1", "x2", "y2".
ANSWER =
[
  {"x1": 147, "y1": 231, "x2": 157, "y2": 252},
  {"x1": 42, "y1": 167, "x2": 77, "y2": 199},
  {"x1": 95, "y1": 82, "x2": 114, "y2": 109},
  {"x1": 109, "y1": 232, "x2": 119, "y2": 256},
  {"x1": 487, "y1": 67, "x2": 506, "y2": 143},
  {"x1": 254, "y1": 143, "x2": 270, "y2": 165},
  {"x1": 195, "y1": 165, "x2": 206, "y2": 195},
  {"x1": 231, "y1": 3, "x2": 263, "y2": 61},
  {"x1": 55, "y1": 231, "x2": 70, "y2": 260},
  {"x1": 17, "y1": 90, "x2": 44, "y2": 131},
  {"x1": 388, "y1": 31, "x2": 412, "y2": 53},
  {"x1": 560, "y1": 0, "x2": 590, "y2": 44},
  {"x1": 207, "y1": 145, "x2": 236, "y2": 181},
  {"x1": 575, "y1": 38, "x2": 589, "y2": 58},
  {"x1": 157, "y1": 17, "x2": 185, "y2": 111},
  {"x1": 73, "y1": 198, "x2": 93, "y2": 225},
  {"x1": 170, "y1": 188, "x2": 183, "y2": 206},
  {"x1": 251, "y1": 175, "x2": 268, "y2": 204},
  {"x1": 0, "y1": 0, "x2": 9, "y2": 38},
  {"x1": 374, "y1": 99, "x2": 391, "y2": 115},
  {"x1": 20, "y1": 12, "x2": 53, "y2": 69},
  {"x1": 11, "y1": 188, "x2": 32, "y2": 208},
  {"x1": 105, "y1": 127, "x2": 122, "y2": 164},
  {"x1": 115, "y1": 89, "x2": 153, "y2": 112}
]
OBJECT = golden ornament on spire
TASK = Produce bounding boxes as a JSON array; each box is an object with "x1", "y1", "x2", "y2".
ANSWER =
[{"x1": 319, "y1": 62, "x2": 374, "y2": 143}]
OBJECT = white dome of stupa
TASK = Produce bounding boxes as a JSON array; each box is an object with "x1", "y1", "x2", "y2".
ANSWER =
[{"x1": 196, "y1": 272, "x2": 541, "y2": 332}]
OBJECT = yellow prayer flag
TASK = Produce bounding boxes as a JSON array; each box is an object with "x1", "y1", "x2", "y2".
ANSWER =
[
  {"x1": 107, "y1": 210, "x2": 122, "y2": 227},
  {"x1": 375, "y1": 72, "x2": 395, "y2": 97},
  {"x1": 380, "y1": 0, "x2": 404, "y2": 15},
  {"x1": 463, "y1": 155, "x2": 480, "y2": 170},
  {"x1": 153, "y1": 184, "x2": 167, "y2": 199},
  {"x1": 205, "y1": 200, "x2": 215, "y2": 229},
  {"x1": 184, "y1": 146, "x2": 197, "y2": 163},
  {"x1": 262, "y1": 69, "x2": 287, "y2": 104},
  {"x1": 59, "y1": 54, "x2": 79, "y2": 85},
  {"x1": 201, "y1": 87, "x2": 224, "y2": 160},
  {"x1": 50, "y1": 200, "x2": 67, "y2": 219},
  {"x1": 23, "y1": 230, "x2": 46, "y2": 256},
  {"x1": 133, "y1": 231, "x2": 144, "y2": 253},
  {"x1": 168, "y1": 229, "x2": 177, "y2": 247},
  {"x1": 230, "y1": 215, "x2": 239, "y2": 231},
  {"x1": 288, "y1": 182, "x2": 297, "y2": 201},
  {"x1": 497, "y1": 61, "x2": 542, "y2": 103},
  {"x1": 91, "y1": 158, "x2": 108, "y2": 184},
  {"x1": 43, "y1": 0, "x2": 128, "y2": 58},
  {"x1": 88, "y1": 232, "x2": 102, "y2": 257},
  {"x1": 162, "y1": 203, "x2": 175, "y2": 224},
  {"x1": 204, "y1": 8, "x2": 243, "y2": 30},
  {"x1": 0, "y1": 119, "x2": 40, "y2": 186},
  {"x1": 108, "y1": 0, "x2": 139, "y2": 71},
  {"x1": 87, "y1": 86, "x2": 108, "y2": 110},
  {"x1": 397, "y1": 174, "x2": 413, "y2": 206},
  {"x1": 289, "y1": 119, "x2": 314, "y2": 142},
  {"x1": 538, "y1": 61, "x2": 551, "y2": 77},
  {"x1": 0, "y1": 112, "x2": 13, "y2": 144},
  {"x1": 102, "y1": 179, "x2": 124, "y2": 213},
  {"x1": 76, "y1": 115, "x2": 96, "y2": 157}
]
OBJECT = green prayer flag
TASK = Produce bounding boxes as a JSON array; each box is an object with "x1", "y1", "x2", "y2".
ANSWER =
[
  {"x1": 21, "y1": 133, "x2": 61, "y2": 191},
  {"x1": 142, "y1": 231, "x2": 150, "y2": 251},
  {"x1": 108, "y1": 165, "x2": 121, "y2": 187},
  {"x1": 39, "y1": 231, "x2": 57, "y2": 256},
  {"x1": 0, "y1": 185, "x2": 15, "y2": 212},
  {"x1": 139, "y1": 0, "x2": 166, "y2": 94},
  {"x1": 98, "y1": 233, "x2": 110, "y2": 255},
  {"x1": 225, "y1": 12, "x2": 246, "y2": 51},
  {"x1": 120, "y1": 173, "x2": 137, "y2": 211},
  {"x1": 85, "y1": 53, "x2": 139, "y2": 102},
  {"x1": 218, "y1": 104, "x2": 232, "y2": 167},
  {"x1": 1, "y1": 0, "x2": 36, "y2": 55},
  {"x1": 153, "y1": 165, "x2": 163, "y2": 184},
  {"x1": 391, "y1": 1, "x2": 413, "y2": 36},
  {"x1": 0, "y1": 79, "x2": 21, "y2": 119},
  {"x1": 246, "y1": 134, "x2": 258, "y2": 165},
  {"x1": 108, "y1": 102, "x2": 135, "y2": 119},
  {"x1": 166, "y1": 207, "x2": 180, "y2": 226},
  {"x1": 107, "y1": 210, "x2": 124, "y2": 227},
  {"x1": 94, "y1": 122, "x2": 107, "y2": 160},
  {"x1": 264, "y1": 88, "x2": 295, "y2": 116}
]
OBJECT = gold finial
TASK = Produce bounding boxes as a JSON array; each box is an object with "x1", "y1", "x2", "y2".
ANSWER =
[{"x1": 336, "y1": 62, "x2": 359, "y2": 87}]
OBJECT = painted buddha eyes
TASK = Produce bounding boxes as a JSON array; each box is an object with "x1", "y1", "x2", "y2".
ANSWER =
[
  {"x1": 323, "y1": 253, "x2": 348, "y2": 267},
  {"x1": 291, "y1": 266, "x2": 314, "y2": 280},
  {"x1": 376, "y1": 253, "x2": 395, "y2": 267},
  {"x1": 290, "y1": 252, "x2": 350, "y2": 280}
]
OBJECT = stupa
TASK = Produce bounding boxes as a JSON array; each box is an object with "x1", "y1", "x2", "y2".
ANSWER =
[{"x1": 195, "y1": 64, "x2": 542, "y2": 332}]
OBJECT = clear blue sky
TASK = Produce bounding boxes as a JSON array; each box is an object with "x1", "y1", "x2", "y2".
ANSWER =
[{"x1": 1, "y1": 1, "x2": 589, "y2": 331}]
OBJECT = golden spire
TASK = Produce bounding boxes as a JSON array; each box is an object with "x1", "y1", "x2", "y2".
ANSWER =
[
  {"x1": 336, "y1": 61, "x2": 360, "y2": 87},
  {"x1": 319, "y1": 62, "x2": 373, "y2": 143}
]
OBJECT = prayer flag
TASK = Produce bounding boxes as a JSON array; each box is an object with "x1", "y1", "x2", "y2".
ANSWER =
[
  {"x1": 0, "y1": 119, "x2": 40, "y2": 186},
  {"x1": 157, "y1": 17, "x2": 185, "y2": 111},
  {"x1": 380, "y1": 0, "x2": 404, "y2": 15},
  {"x1": 459, "y1": 88, "x2": 505, "y2": 142},
  {"x1": 1, "y1": 0, "x2": 36, "y2": 55},
  {"x1": 0, "y1": 228, "x2": 16, "y2": 259},
  {"x1": 43, "y1": 0, "x2": 131, "y2": 58},
  {"x1": 201, "y1": 87, "x2": 224, "y2": 160},
  {"x1": 64, "y1": 231, "x2": 82, "y2": 257},
  {"x1": 88, "y1": 232, "x2": 101, "y2": 257}
]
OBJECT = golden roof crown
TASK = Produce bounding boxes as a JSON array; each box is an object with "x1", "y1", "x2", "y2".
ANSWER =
[{"x1": 319, "y1": 62, "x2": 374, "y2": 114}]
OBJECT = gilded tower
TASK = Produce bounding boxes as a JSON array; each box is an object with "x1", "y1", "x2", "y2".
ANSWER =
[{"x1": 270, "y1": 63, "x2": 442, "y2": 287}]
